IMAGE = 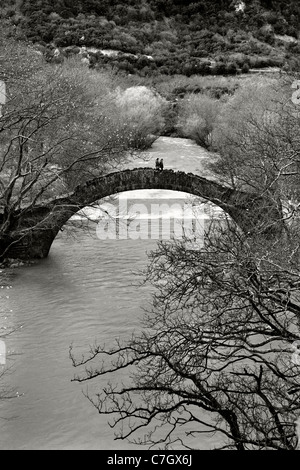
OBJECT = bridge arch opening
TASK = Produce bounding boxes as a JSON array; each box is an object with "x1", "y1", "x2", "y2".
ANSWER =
[{"x1": 64, "y1": 188, "x2": 228, "y2": 248}]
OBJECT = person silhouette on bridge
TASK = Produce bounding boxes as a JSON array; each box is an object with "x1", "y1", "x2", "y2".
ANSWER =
[
  {"x1": 155, "y1": 158, "x2": 160, "y2": 171},
  {"x1": 159, "y1": 158, "x2": 164, "y2": 171}
]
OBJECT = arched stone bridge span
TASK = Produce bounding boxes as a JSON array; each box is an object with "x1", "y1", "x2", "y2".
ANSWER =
[{"x1": 1, "y1": 168, "x2": 282, "y2": 260}]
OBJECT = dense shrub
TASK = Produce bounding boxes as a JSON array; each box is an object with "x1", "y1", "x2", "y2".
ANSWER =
[
  {"x1": 111, "y1": 85, "x2": 167, "y2": 149},
  {"x1": 176, "y1": 93, "x2": 222, "y2": 148}
]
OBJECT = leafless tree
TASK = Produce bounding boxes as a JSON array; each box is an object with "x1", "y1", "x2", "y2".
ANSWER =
[
  {"x1": 70, "y1": 215, "x2": 300, "y2": 450},
  {"x1": 70, "y1": 76, "x2": 300, "y2": 450},
  {"x1": 211, "y1": 76, "x2": 300, "y2": 204},
  {"x1": 0, "y1": 38, "x2": 142, "y2": 259}
]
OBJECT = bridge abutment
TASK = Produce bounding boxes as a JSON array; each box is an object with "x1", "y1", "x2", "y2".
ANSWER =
[{"x1": 1, "y1": 228, "x2": 58, "y2": 261}]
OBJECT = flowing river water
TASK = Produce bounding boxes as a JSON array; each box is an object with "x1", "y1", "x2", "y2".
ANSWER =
[{"x1": 0, "y1": 137, "x2": 224, "y2": 450}]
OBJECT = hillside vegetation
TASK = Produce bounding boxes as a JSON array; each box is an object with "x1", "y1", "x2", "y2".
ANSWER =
[{"x1": 1, "y1": 0, "x2": 300, "y2": 76}]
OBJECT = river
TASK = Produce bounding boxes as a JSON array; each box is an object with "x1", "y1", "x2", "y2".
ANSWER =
[{"x1": 0, "y1": 137, "x2": 223, "y2": 450}]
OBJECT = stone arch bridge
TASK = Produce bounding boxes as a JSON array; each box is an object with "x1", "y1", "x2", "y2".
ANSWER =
[{"x1": 0, "y1": 168, "x2": 282, "y2": 260}]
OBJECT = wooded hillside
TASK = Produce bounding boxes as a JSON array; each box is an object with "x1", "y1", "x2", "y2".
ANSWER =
[{"x1": 2, "y1": 0, "x2": 300, "y2": 76}]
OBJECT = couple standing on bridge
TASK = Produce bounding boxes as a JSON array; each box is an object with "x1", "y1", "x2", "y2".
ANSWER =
[{"x1": 155, "y1": 158, "x2": 164, "y2": 171}]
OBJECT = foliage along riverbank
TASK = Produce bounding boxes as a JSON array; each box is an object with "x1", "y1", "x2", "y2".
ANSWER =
[{"x1": 0, "y1": 23, "x2": 297, "y2": 266}]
